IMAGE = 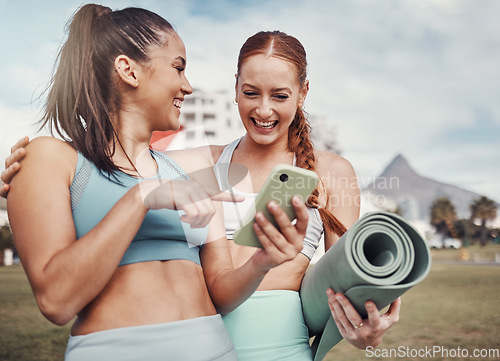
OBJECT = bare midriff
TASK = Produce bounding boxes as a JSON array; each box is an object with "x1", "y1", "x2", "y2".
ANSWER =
[{"x1": 71, "y1": 259, "x2": 216, "y2": 336}]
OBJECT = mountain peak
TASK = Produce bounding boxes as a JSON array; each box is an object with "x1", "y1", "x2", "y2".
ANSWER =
[
  {"x1": 379, "y1": 154, "x2": 418, "y2": 178},
  {"x1": 364, "y1": 153, "x2": 485, "y2": 220}
]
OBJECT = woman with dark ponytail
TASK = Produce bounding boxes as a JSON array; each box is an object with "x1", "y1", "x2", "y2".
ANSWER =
[
  {"x1": 211, "y1": 31, "x2": 401, "y2": 360},
  {"x1": 4, "y1": 6, "x2": 309, "y2": 360}
]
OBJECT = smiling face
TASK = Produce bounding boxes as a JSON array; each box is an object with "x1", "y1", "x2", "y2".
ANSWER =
[
  {"x1": 236, "y1": 54, "x2": 308, "y2": 147},
  {"x1": 138, "y1": 33, "x2": 193, "y2": 131}
]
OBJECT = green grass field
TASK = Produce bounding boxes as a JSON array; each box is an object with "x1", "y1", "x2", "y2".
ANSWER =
[
  {"x1": 0, "y1": 265, "x2": 70, "y2": 361},
  {"x1": 326, "y1": 247, "x2": 500, "y2": 361},
  {"x1": 1, "y1": 250, "x2": 499, "y2": 361}
]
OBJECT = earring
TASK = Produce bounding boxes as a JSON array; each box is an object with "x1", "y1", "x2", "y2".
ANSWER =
[{"x1": 232, "y1": 99, "x2": 238, "y2": 105}]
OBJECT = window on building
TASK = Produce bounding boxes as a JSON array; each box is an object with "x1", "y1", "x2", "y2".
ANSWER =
[
  {"x1": 203, "y1": 113, "x2": 215, "y2": 120},
  {"x1": 183, "y1": 113, "x2": 195, "y2": 122}
]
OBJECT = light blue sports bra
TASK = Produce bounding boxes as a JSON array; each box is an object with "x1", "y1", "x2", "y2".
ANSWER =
[{"x1": 70, "y1": 150, "x2": 208, "y2": 266}]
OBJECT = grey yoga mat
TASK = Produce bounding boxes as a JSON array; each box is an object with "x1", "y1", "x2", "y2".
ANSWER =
[{"x1": 300, "y1": 211, "x2": 431, "y2": 361}]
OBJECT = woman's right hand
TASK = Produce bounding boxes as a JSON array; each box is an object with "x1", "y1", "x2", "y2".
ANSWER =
[
  {"x1": 1, "y1": 136, "x2": 29, "y2": 198},
  {"x1": 250, "y1": 196, "x2": 309, "y2": 271},
  {"x1": 141, "y1": 179, "x2": 243, "y2": 229}
]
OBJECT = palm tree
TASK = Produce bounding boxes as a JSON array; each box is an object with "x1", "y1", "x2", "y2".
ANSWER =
[
  {"x1": 470, "y1": 196, "x2": 498, "y2": 247},
  {"x1": 430, "y1": 197, "x2": 457, "y2": 240},
  {"x1": 453, "y1": 218, "x2": 476, "y2": 247}
]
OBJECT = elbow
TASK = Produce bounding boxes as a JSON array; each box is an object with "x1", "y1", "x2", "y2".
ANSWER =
[
  {"x1": 215, "y1": 306, "x2": 231, "y2": 317},
  {"x1": 211, "y1": 297, "x2": 236, "y2": 317},
  {"x1": 36, "y1": 291, "x2": 76, "y2": 326},
  {"x1": 215, "y1": 305, "x2": 230, "y2": 317}
]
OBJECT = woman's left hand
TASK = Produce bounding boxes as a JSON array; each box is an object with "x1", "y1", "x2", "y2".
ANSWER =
[{"x1": 326, "y1": 288, "x2": 401, "y2": 349}]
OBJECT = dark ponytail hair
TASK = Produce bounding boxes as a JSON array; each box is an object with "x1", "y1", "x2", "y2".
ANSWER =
[
  {"x1": 237, "y1": 31, "x2": 347, "y2": 236},
  {"x1": 41, "y1": 4, "x2": 174, "y2": 175}
]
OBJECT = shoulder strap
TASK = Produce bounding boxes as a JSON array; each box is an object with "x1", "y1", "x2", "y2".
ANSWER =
[
  {"x1": 151, "y1": 150, "x2": 189, "y2": 180},
  {"x1": 70, "y1": 152, "x2": 93, "y2": 212},
  {"x1": 213, "y1": 137, "x2": 242, "y2": 190}
]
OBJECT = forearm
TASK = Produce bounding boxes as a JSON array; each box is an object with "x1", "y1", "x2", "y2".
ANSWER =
[
  {"x1": 206, "y1": 254, "x2": 268, "y2": 316},
  {"x1": 203, "y1": 200, "x2": 309, "y2": 315}
]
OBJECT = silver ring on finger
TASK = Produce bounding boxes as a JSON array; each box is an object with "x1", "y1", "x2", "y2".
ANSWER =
[{"x1": 353, "y1": 322, "x2": 364, "y2": 329}]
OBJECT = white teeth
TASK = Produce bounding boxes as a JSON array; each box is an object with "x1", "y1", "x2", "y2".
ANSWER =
[
  {"x1": 173, "y1": 100, "x2": 182, "y2": 109},
  {"x1": 254, "y1": 119, "x2": 276, "y2": 129}
]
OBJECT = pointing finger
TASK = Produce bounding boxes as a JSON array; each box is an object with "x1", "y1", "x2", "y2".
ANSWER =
[{"x1": 210, "y1": 191, "x2": 244, "y2": 203}]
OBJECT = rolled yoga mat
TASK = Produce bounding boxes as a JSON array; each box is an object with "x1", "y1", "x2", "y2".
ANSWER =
[{"x1": 300, "y1": 211, "x2": 431, "y2": 361}]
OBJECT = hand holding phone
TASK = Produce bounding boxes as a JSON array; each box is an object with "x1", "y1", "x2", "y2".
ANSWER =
[{"x1": 233, "y1": 164, "x2": 319, "y2": 248}]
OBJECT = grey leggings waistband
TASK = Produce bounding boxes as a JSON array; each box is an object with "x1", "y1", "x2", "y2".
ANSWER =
[{"x1": 65, "y1": 314, "x2": 237, "y2": 361}]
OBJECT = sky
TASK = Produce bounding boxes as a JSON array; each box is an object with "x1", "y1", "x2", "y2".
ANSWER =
[{"x1": 1, "y1": 0, "x2": 499, "y2": 202}]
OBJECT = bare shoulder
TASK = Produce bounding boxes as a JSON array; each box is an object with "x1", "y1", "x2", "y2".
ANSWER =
[
  {"x1": 26, "y1": 136, "x2": 75, "y2": 153},
  {"x1": 23, "y1": 137, "x2": 76, "y2": 168},
  {"x1": 26, "y1": 136, "x2": 72, "y2": 150},
  {"x1": 10, "y1": 137, "x2": 77, "y2": 195},
  {"x1": 315, "y1": 152, "x2": 360, "y2": 245},
  {"x1": 315, "y1": 150, "x2": 357, "y2": 181}
]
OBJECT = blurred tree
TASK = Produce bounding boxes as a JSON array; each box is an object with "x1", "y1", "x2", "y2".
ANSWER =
[
  {"x1": 0, "y1": 225, "x2": 15, "y2": 266},
  {"x1": 453, "y1": 219, "x2": 475, "y2": 246},
  {"x1": 470, "y1": 196, "x2": 497, "y2": 247},
  {"x1": 430, "y1": 197, "x2": 457, "y2": 240}
]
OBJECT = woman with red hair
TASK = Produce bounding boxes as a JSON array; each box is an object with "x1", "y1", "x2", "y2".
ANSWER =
[{"x1": 211, "y1": 31, "x2": 400, "y2": 360}]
